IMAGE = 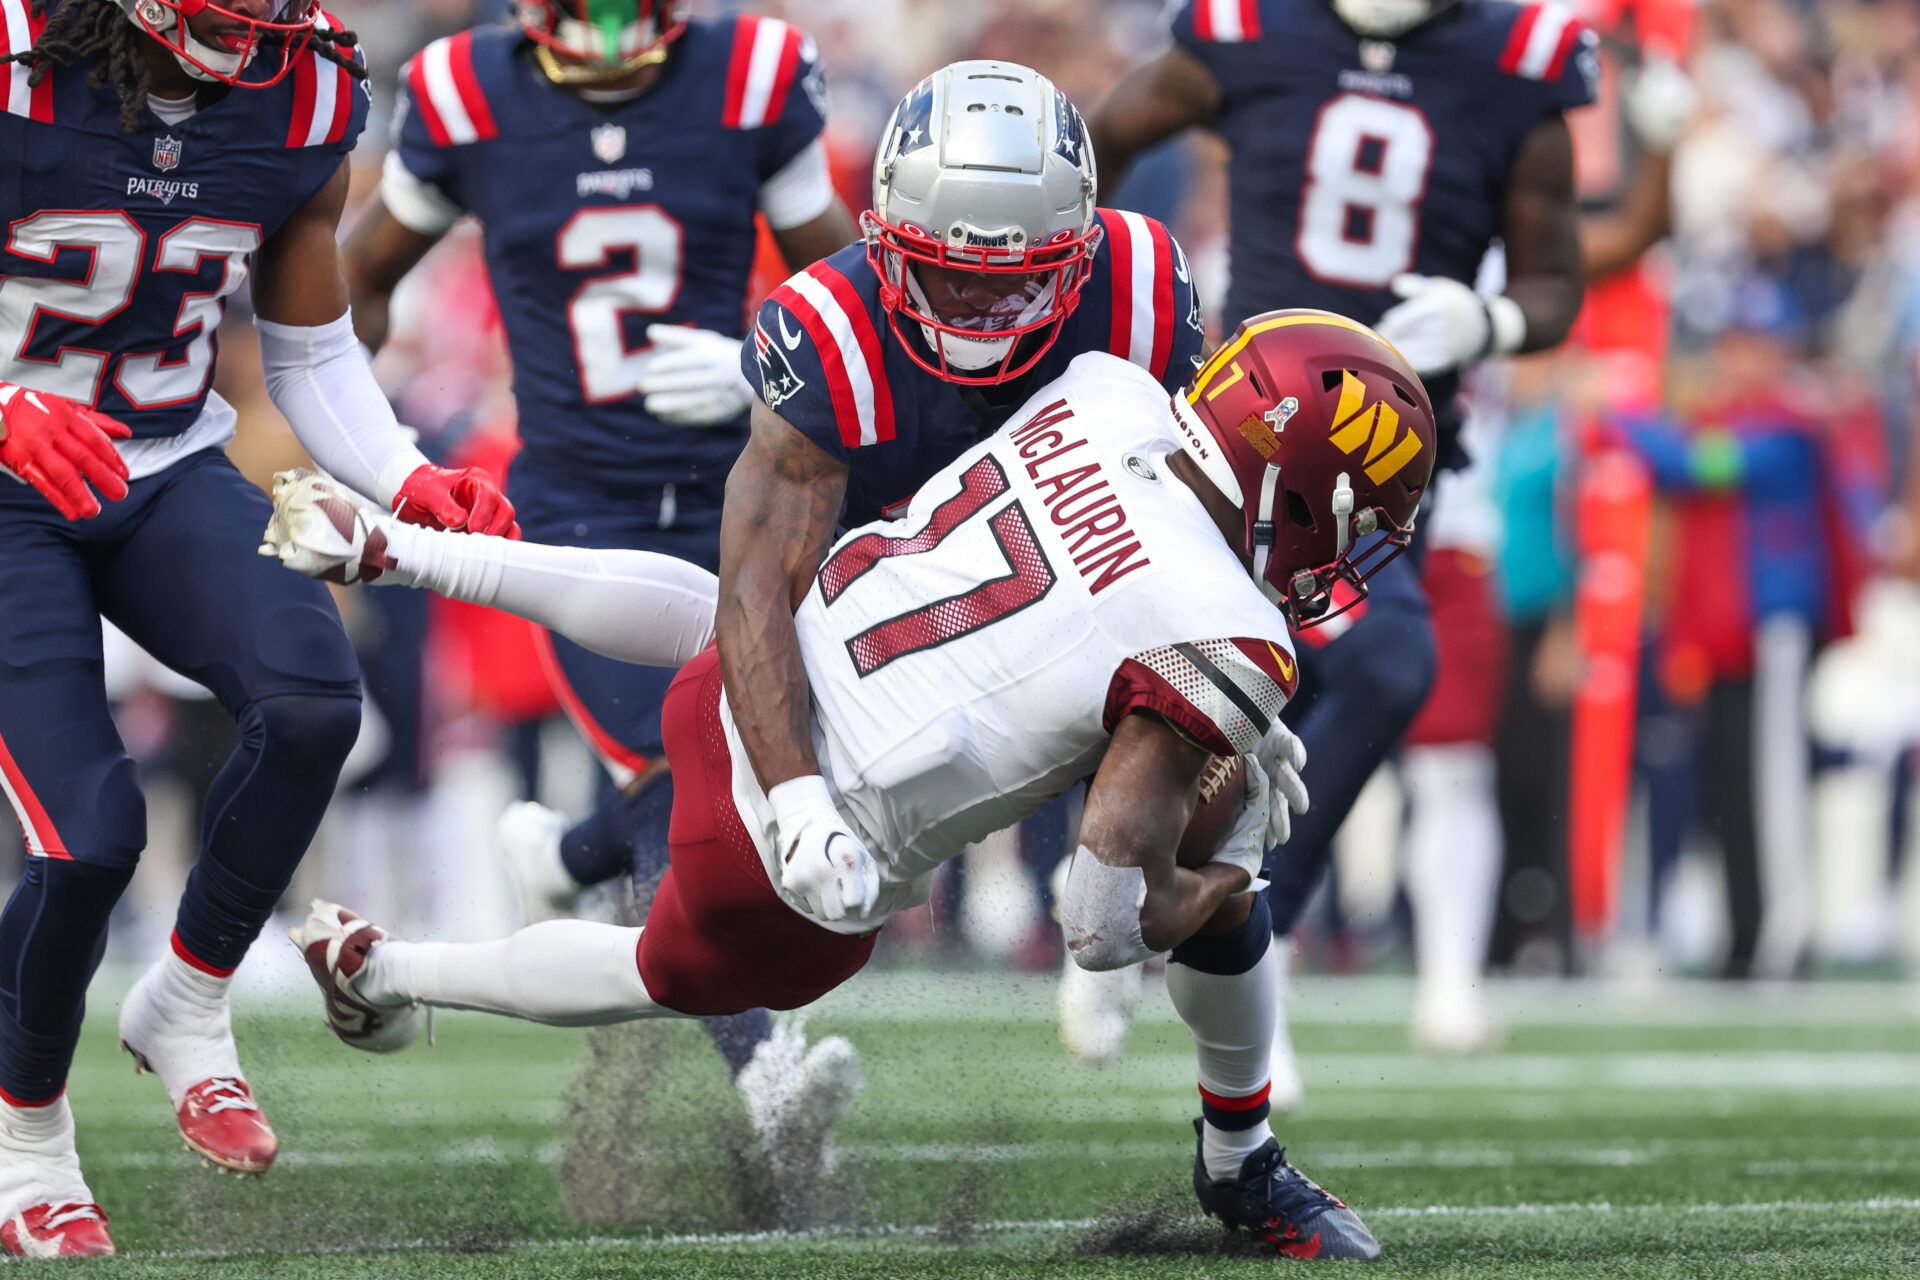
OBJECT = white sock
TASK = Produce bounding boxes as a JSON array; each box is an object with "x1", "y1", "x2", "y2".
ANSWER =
[
  {"x1": 0, "y1": 1096, "x2": 91, "y2": 1218},
  {"x1": 123, "y1": 949, "x2": 242, "y2": 1106},
  {"x1": 1167, "y1": 936, "x2": 1279, "y2": 1182},
  {"x1": 357, "y1": 921, "x2": 667, "y2": 1027},
  {"x1": 1404, "y1": 744, "x2": 1501, "y2": 996}
]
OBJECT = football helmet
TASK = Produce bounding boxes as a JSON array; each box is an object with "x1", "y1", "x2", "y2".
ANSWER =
[
  {"x1": 515, "y1": 0, "x2": 689, "y2": 84},
  {"x1": 1329, "y1": 0, "x2": 1458, "y2": 38},
  {"x1": 1170, "y1": 310, "x2": 1435, "y2": 629},
  {"x1": 865, "y1": 61, "x2": 1100, "y2": 386},
  {"x1": 116, "y1": 0, "x2": 321, "y2": 88}
]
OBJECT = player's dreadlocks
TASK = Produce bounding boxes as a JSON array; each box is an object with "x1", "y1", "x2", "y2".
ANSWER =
[{"x1": 0, "y1": 0, "x2": 364, "y2": 133}]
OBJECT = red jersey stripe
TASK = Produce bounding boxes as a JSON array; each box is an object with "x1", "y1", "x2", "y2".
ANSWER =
[
  {"x1": 1543, "y1": 18, "x2": 1584, "y2": 80},
  {"x1": 1237, "y1": 0, "x2": 1263, "y2": 39},
  {"x1": 1146, "y1": 217, "x2": 1176, "y2": 381},
  {"x1": 285, "y1": 42, "x2": 317, "y2": 147},
  {"x1": 810, "y1": 264, "x2": 894, "y2": 444},
  {"x1": 770, "y1": 283, "x2": 863, "y2": 449},
  {"x1": 1499, "y1": 5, "x2": 1541, "y2": 74},
  {"x1": 761, "y1": 23, "x2": 805, "y2": 128},
  {"x1": 406, "y1": 54, "x2": 452, "y2": 148},
  {"x1": 721, "y1": 13, "x2": 761, "y2": 129},
  {"x1": 1102, "y1": 210, "x2": 1136, "y2": 363},
  {"x1": 448, "y1": 31, "x2": 497, "y2": 141}
]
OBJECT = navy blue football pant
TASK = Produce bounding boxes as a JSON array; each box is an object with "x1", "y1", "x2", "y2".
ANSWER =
[
  {"x1": 1262, "y1": 539, "x2": 1437, "y2": 937},
  {"x1": 0, "y1": 451, "x2": 361, "y2": 1104},
  {"x1": 510, "y1": 463, "x2": 767, "y2": 1077}
]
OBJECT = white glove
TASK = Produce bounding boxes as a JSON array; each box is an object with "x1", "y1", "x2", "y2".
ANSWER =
[
  {"x1": 1373, "y1": 274, "x2": 1491, "y2": 376},
  {"x1": 1210, "y1": 755, "x2": 1272, "y2": 893},
  {"x1": 1623, "y1": 55, "x2": 1696, "y2": 154},
  {"x1": 638, "y1": 325, "x2": 754, "y2": 427},
  {"x1": 259, "y1": 469, "x2": 398, "y2": 585},
  {"x1": 771, "y1": 775, "x2": 881, "y2": 923},
  {"x1": 1251, "y1": 719, "x2": 1309, "y2": 850}
]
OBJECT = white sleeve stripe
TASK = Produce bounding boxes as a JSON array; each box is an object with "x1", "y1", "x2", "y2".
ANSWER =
[
  {"x1": 419, "y1": 38, "x2": 478, "y2": 145},
  {"x1": 787, "y1": 269, "x2": 878, "y2": 447},
  {"x1": 738, "y1": 16, "x2": 792, "y2": 130},
  {"x1": 1517, "y1": 5, "x2": 1573, "y2": 80},
  {"x1": 1117, "y1": 210, "x2": 1159, "y2": 369},
  {"x1": 303, "y1": 50, "x2": 339, "y2": 147},
  {"x1": 379, "y1": 150, "x2": 462, "y2": 237},
  {"x1": 759, "y1": 138, "x2": 836, "y2": 230},
  {"x1": 1205, "y1": 0, "x2": 1245, "y2": 41},
  {"x1": 4, "y1": 0, "x2": 34, "y2": 117}
]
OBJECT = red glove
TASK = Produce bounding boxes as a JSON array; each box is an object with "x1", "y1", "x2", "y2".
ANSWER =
[
  {"x1": 0, "y1": 382, "x2": 132, "y2": 521},
  {"x1": 390, "y1": 464, "x2": 520, "y2": 539}
]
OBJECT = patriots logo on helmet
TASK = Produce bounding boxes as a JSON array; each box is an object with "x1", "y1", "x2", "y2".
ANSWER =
[
  {"x1": 1051, "y1": 90, "x2": 1087, "y2": 168},
  {"x1": 892, "y1": 82, "x2": 937, "y2": 156},
  {"x1": 753, "y1": 321, "x2": 806, "y2": 410}
]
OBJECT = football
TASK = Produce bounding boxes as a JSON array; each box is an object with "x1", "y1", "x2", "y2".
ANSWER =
[{"x1": 1176, "y1": 754, "x2": 1244, "y2": 870}]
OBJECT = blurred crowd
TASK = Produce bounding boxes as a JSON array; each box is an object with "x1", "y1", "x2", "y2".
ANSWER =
[{"x1": 4, "y1": 0, "x2": 1919, "y2": 987}]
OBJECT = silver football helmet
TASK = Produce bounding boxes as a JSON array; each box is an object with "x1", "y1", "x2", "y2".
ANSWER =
[{"x1": 864, "y1": 60, "x2": 1100, "y2": 385}]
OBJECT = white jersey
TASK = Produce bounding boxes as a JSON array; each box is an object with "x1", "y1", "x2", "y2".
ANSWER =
[{"x1": 722, "y1": 353, "x2": 1299, "y2": 933}]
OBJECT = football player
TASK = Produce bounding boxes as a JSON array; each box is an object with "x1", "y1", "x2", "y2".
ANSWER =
[
  {"x1": 0, "y1": 0, "x2": 513, "y2": 1256},
  {"x1": 274, "y1": 309, "x2": 1436, "y2": 1260},
  {"x1": 342, "y1": 0, "x2": 862, "y2": 1170},
  {"x1": 1084, "y1": 0, "x2": 1596, "y2": 1076}
]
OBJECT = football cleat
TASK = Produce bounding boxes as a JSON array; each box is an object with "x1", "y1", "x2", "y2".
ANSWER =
[
  {"x1": 1, "y1": 1203, "x2": 114, "y2": 1259},
  {"x1": 1191, "y1": 1120, "x2": 1381, "y2": 1261},
  {"x1": 497, "y1": 801, "x2": 579, "y2": 925},
  {"x1": 735, "y1": 1014, "x2": 864, "y2": 1182},
  {"x1": 289, "y1": 901, "x2": 419, "y2": 1054},
  {"x1": 119, "y1": 956, "x2": 278, "y2": 1175}
]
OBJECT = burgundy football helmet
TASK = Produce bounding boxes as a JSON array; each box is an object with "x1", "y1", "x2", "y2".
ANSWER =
[{"x1": 1169, "y1": 309, "x2": 1436, "y2": 629}]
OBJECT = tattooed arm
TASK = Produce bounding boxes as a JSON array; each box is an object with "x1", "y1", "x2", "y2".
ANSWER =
[{"x1": 716, "y1": 398, "x2": 851, "y2": 790}]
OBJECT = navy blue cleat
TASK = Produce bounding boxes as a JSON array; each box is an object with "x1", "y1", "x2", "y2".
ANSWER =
[{"x1": 1191, "y1": 1120, "x2": 1382, "y2": 1260}]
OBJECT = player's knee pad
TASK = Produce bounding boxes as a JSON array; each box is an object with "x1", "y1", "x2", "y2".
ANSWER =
[
  {"x1": 1169, "y1": 891, "x2": 1272, "y2": 976},
  {"x1": 57, "y1": 754, "x2": 146, "y2": 870},
  {"x1": 247, "y1": 689, "x2": 362, "y2": 774}
]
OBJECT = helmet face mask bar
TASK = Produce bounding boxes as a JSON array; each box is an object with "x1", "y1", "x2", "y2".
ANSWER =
[
  {"x1": 515, "y1": 0, "x2": 690, "y2": 84},
  {"x1": 1169, "y1": 309, "x2": 1436, "y2": 632},
  {"x1": 863, "y1": 212, "x2": 1102, "y2": 386},
  {"x1": 119, "y1": 0, "x2": 320, "y2": 88},
  {"x1": 866, "y1": 61, "x2": 1102, "y2": 388}
]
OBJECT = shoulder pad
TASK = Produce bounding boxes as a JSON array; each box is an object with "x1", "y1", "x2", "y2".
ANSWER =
[
  {"x1": 285, "y1": 9, "x2": 368, "y2": 149},
  {"x1": 1495, "y1": 2, "x2": 1593, "y2": 83},
  {"x1": 758, "y1": 255, "x2": 896, "y2": 450},
  {"x1": 402, "y1": 29, "x2": 500, "y2": 147},
  {"x1": 1106, "y1": 637, "x2": 1298, "y2": 756},
  {"x1": 720, "y1": 13, "x2": 816, "y2": 129}
]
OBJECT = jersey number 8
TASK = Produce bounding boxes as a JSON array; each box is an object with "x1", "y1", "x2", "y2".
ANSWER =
[{"x1": 1295, "y1": 94, "x2": 1436, "y2": 289}]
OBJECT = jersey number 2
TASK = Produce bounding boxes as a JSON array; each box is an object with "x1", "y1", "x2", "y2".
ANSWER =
[
  {"x1": 1, "y1": 212, "x2": 262, "y2": 409},
  {"x1": 556, "y1": 205, "x2": 683, "y2": 404},
  {"x1": 819, "y1": 456, "x2": 1056, "y2": 677},
  {"x1": 1296, "y1": 94, "x2": 1436, "y2": 288}
]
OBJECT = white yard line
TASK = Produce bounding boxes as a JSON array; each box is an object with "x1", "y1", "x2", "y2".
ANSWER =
[{"x1": 108, "y1": 1198, "x2": 1920, "y2": 1262}]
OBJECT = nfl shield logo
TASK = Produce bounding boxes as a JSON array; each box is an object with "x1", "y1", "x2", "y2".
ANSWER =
[
  {"x1": 590, "y1": 123, "x2": 627, "y2": 165},
  {"x1": 1359, "y1": 40, "x2": 1396, "y2": 73},
  {"x1": 152, "y1": 135, "x2": 183, "y2": 172}
]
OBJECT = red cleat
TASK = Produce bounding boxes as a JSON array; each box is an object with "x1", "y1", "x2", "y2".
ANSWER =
[
  {"x1": 1, "y1": 1203, "x2": 115, "y2": 1258},
  {"x1": 175, "y1": 1075, "x2": 278, "y2": 1175}
]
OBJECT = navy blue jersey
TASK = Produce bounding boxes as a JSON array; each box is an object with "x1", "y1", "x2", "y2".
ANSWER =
[
  {"x1": 744, "y1": 209, "x2": 1205, "y2": 526},
  {"x1": 1174, "y1": 0, "x2": 1596, "y2": 423},
  {"x1": 0, "y1": 13, "x2": 368, "y2": 439},
  {"x1": 392, "y1": 16, "x2": 826, "y2": 493}
]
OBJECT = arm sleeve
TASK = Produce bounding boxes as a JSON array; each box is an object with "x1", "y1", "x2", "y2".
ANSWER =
[
  {"x1": 741, "y1": 293, "x2": 853, "y2": 464},
  {"x1": 759, "y1": 138, "x2": 838, "y2": 231},
  {"x1": 255, "y1": 311, "x2": 429, "y2": 507},
  {"x1": 380, "y1": 520, "x2": 719, "y2": 668},
  {"x1": 1103, "y1": 636, "x2": 1299, "y2": 756},
  {"x1": 755, "y1": 26, "x2": 830, "y2": 182}
]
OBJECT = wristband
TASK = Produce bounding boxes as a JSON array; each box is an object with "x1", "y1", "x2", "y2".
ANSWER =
[{"x1": 1483, "y1": 295, "x2": 1528, "y2": 358}]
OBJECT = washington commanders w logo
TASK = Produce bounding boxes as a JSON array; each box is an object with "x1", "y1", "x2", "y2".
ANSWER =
[{"x1": 1328, "y1": 370, "x2": 1421, "y2": 484}]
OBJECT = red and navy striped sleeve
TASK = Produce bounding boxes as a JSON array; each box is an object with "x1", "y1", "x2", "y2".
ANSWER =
[
  {"x1": 1, "y1": 0, "x2": 55, "y2": 123},
  {"x1": 1104, "y1": 637, "x2": 1298, "y2": 756},
  {"x1": 718, "y1": 14, "x2": 829, "y2": 184},
  {"x1": 1496, "y1": 2, "x2": 1598, "y2": 113},
  {"x1": 391, "y1": 31, "x2": 499, "y2": 207},
  {"x1": 1096, "y1": 210, "x2": 1206, "y2": 395},
  {"x1": 742, "y1": 258, "x2": 896, "y2": 462},
  {"x1": 1171, "y1": 0, "x2": 1265, "y2": 48}
]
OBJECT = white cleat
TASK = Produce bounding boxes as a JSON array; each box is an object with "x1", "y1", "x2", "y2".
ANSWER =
[
  {"x1": 1057, "y1": 955, "x2": 1144, "y2": 1067},
  {"x1": 0, "y1": 1097, "x2": 113, "y2": 1257},
  {"x1": 735, "y1": 1013, "x2": 864, "y2": 1181},
  {"x1": 1268, "y1": 1005, "x2": 1307, "y2": 1115},
  {"x1": 498, "y1": 801, "x2": 579, "y2": 925},
  {"x1": 1411, "y1": 984, "x2": 1506, "y2": 1055},
  {"x1": 288, "y1": 900, "x2": 420, "y2": 1054}
]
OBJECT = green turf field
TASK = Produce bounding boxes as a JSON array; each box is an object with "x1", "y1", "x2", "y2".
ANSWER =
[{"x1": 17, "y1": 971, "x2": 1920, "y2": 1277}]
